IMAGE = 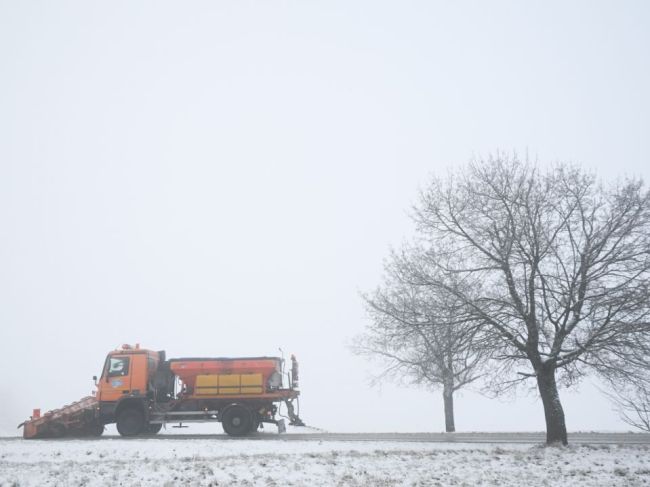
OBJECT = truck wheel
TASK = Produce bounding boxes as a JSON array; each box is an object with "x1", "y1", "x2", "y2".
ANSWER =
[
  {"x1": 116, "y1": 409, "x2": 145, "y2": 437},
  {"x1": 87, "y1": 423, "x2": 104, "y2": 437},
  {"x1": 221, "y1": 405, "x2": 252, "y2": 436},
  {"x1": 146, "y1": 423, "x2": 163, "y2": 435}
]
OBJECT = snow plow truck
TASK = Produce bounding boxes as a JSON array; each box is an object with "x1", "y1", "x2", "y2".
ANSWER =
[{"x1": 20, "y1": 344, "x2": 305, "y2": 439}]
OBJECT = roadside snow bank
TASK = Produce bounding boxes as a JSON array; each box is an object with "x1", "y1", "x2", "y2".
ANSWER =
[{"x1": 1, "y1": 439, "x2": 648, "y2": 486}]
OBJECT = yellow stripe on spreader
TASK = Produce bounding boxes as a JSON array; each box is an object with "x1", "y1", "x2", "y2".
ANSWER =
[
  {"x1": 218, "y1": 375, "x2": 240, "y2": 387},
  {"x1": 194, "y1": 373, "x2": 264, "y2": 395},
  {"x1": 241, "y1": 386, "x2": 263, "y2": 394},
  {"x1": 218, "y1": 387, "x2": 240, "y2": 394},
  {"x1": 196, "y1": 375, "x2": 219, "y2": 387},
  {"x1": 195, "y1": 387, "x2": 219, "y2": 395},
  {"x1": 241, "y1": 374, "x2": 263, "y2": 386}
]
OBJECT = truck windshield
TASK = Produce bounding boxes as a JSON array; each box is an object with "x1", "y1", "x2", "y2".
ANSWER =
[{"x1": 108, "y1": 357, "x2": 130, "y2": 377}]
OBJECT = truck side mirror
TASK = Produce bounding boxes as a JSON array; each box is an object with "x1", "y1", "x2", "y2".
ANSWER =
[{"x1": 92, "y1": 375, "x2": 98, "y2": 385}]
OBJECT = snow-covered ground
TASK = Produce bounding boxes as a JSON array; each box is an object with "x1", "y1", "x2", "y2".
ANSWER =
[{"x1": 1, "y1": 435, "x2": 649, "y2": 486}]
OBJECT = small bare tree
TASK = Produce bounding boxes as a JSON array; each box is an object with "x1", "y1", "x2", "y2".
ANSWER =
[
  {"x1": 403, "y1": 155, "x2": 650, "y2": 445},
  {"x1": 601, "y1": 352, "x2": 650, "y2": 432},
  {"x1": 355, "y1": 257, "x2": 486, "y2": 432},
  {"x1": 608, "y1": 381, "x2": 650, "y2": 432}
]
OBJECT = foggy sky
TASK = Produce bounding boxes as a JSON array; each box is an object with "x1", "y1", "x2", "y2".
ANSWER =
[{"x1": 1, "y1": 1, "x2": 649, "y2": 435}]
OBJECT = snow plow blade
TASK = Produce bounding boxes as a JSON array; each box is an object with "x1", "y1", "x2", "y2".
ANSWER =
[{"x1": 20, "y1": 396, "x2": 103, "y2": 439}]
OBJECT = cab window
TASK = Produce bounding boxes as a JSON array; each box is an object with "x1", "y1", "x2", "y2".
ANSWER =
[{"x1": 108, "y1": 357, "x2": 130, "y2": 377}]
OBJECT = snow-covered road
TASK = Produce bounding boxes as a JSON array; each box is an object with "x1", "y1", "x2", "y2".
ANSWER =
[
  {"x1": 68, "y1": 431, "x2": 648, "y2": 445},
  {"x1": 2, "y1": 436, "x2": 649, "y2": 486}
]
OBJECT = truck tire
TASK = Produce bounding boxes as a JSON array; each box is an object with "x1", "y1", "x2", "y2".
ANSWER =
[
  {"x1": 249, "y1": 413, "x2": 260, "y2": 433},
  {"x1": 87, "y1": 423, "x2": 104, "y2": 437},
  {"x1": 146, "y1": 423, "x2": 163, "y2": 435},
  {"x1": 221, "y1": 405, "x2": 252, "y2": 436},
  {"x1": 116, "y1": 408, "x2": 145, "y2": 437}
]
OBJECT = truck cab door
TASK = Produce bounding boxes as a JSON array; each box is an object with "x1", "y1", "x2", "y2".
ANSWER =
[
  {"x1": 98, "y1": 355, "x2": 132, "y2": 402},
  {"x1": 128, "y1": 354, "x2": 148, "y2": 396}
]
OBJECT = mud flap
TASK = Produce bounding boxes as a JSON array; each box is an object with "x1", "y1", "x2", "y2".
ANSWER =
[{"x1": 277, "y1": 419, "x2": 286, "y2": 434}]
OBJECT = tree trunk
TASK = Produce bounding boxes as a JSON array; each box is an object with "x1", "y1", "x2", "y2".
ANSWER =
[
  {"x1": 535, "y1": 364, "x2": 568, "y2": 445},
  {"x1": 443, "y1": 384, "x2": 455, "y2": 433}
]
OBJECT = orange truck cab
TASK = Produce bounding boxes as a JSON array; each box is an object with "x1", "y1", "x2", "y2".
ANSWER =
[
  {"x1": 21, "y1": 344, "x2": 304, "y2": 439},
  {"x1": 97, "y1": 345, "x2": 160, "y2": 403}
]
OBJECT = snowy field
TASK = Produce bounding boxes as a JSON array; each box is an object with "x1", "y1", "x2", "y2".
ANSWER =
[{"x1": 2, "y1": 435, "x2": 650, "y2": 486}]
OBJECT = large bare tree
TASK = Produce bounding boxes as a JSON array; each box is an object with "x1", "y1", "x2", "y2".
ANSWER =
[
  {"x1": 355, "y1": 260, "x2": 486, "y2": 432},
  {"x1": 402, "y1": 155, "x2": 650, "y2": 445}
]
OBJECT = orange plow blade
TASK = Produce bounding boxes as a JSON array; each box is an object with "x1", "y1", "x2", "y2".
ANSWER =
[{"x1": 20, "y1": 396, "x2": 101, "y2": 439}]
